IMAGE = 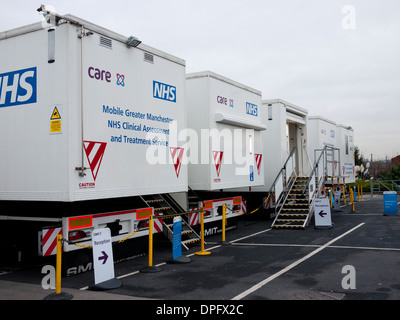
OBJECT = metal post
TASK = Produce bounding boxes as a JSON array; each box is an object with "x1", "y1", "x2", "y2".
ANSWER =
[
  {"x1": 195, "y1": 208, "x2": 211, "y2": 256},
  {"x1": 222, "y1": 204, "x2": 226, "y2": 244},
  {"x1": 55, "y1": 234, "x2": 62, "y2": 294},
  {"x1": 43, "y1": 235, "x2": 72, "y2": 300},
  {"x1": 140, "y1": 214, "x2": 162, "y2": 273}
]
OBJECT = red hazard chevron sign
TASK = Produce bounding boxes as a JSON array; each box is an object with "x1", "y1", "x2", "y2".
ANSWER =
[
  {"x1": 83, "y1": 141, "x2": 107, "y2": 181},
  {"x1": 213, "y1": 151, "x2": 224, "y2": 177},
  {"x1": 170, "y1": 147, "x2": 184, "y2": 178},
  {"x1": 255, "y1": 154, "x2": 263, "y2": 175}
]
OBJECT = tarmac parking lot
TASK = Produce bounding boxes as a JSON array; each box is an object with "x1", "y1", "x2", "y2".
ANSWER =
[{"x1": 1, "y1": 195, "x2": 400, "y2": 304}]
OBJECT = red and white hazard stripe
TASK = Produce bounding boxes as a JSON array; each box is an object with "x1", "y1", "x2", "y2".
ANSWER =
[
  {"x1": 241, "y1": 200, "x2": 247, "y2": 214},
  {"x1": 189, "y1": 209, "x2": 200, "y2": 226},
  {"x1": 42, "y1": 227, "x2": 62, "y2": 256},
  {"x1": 153, "y1": 213, "x2": 163, "y2": 233}
]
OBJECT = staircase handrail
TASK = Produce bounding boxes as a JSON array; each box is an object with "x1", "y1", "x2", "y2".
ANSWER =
[
  {"x1": 268, "y1": 147, "x2": 297, "y2": 194},
  {"x1": 268, "y1": 147, "x2": 297, "y2": 217},
  {"x1": 301, "y1": 145, "x2": 329, "y2": 196}
]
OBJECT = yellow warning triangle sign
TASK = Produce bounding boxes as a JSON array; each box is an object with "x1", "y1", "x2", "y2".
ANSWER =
[{"x1": 50, "y1": 106, "x2": 61, "y2": 120}]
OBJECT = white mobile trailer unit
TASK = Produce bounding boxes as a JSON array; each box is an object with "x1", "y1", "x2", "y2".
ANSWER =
[
  {"x1": 0, "y1": 15, "x2": 187, "y2": 203},
  {"x1": 307, "y1": 116, "x2": 341, "y2": 178},
  {"x1": 185, "y1": 71, "x2": 265, "y2": 192},
  {"x1": 254, "y1": 99, "x2": 309, "y2": 192},
  {"x1": 0, "y1": 12, "x2": 188, "y2": 265},
  {"x1": 307, "y1": 116, "x2": 355, "y2": 183}
]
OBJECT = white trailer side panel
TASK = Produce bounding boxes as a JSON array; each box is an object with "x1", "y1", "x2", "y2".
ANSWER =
[
  {"x1": 0, "y1": 17, "x2": 187, "y2": 202},
  {"x1": 186, "y1": 72, "x2": 265, "y2": 190},
  {"x1": 337, "y1": 124, "x2": 355, "y2": 183}
]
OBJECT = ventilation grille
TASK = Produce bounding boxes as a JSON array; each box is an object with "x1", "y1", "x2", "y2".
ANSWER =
[
  {"x1": 99, "y1": 35, "x2": 112, "y2": 49},
  {"x1": 144, "y1": 52, "x2": 154, "y2": 63}
]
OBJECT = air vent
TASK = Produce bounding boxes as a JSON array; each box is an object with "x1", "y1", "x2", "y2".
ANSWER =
[
  {"x1": 144, "y1": 52, "x2": 154, "y2": 64},
  {"x1": 99, "y1": 35, "x2": 112, "y2": 49}
]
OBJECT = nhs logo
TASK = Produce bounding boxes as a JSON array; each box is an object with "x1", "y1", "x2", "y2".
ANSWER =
[
  {"x1": 246, "y1": 102, "x2": 258, "y2": 116},
  {"x1": 0, "y1": 67, "x2": 37, "y2": 108},
  {"x1": 153, "y1": 80, "x2": 176, "y2": 103}
]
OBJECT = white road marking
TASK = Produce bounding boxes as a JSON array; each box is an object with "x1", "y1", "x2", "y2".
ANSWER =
[{"x1": 231, "y1": 223, "x2": 365, "y2": 300}]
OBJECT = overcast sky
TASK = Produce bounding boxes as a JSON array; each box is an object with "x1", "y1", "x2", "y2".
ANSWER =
[{"x1": 2, "y1": 0, "x2": 400, "y2": 160}]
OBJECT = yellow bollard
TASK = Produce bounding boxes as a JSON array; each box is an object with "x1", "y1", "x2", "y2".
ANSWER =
[
  {"x1": 140, "y1": 213, "x2": 162, "y2": 272},
  {"x1": 148, "y1": 214, "x2": 154, "y2": 267},
  {"x1": 361, "y1": 185, "x2": 364, "y2": 201},
  {"x1": 56, "y1": 234, "x2": 62, "y2": 294},
  {"x1": 342, "y1": 185, "x2": 347, "y2": 204},
  {"x1": 357, "y1": 184, "x2": 361, "y2": 201},
  {"x1": 195, "y1": 208, "x2": 211, "y2": 256},
  {"x1": 44, "y1": 234, "x2": 73, "y2": 300},
  {"x1": 350, "y1": 187, "x2": 355, "y2": 213},
  {"x1": 222, "y1": 204, "x2": 226, "y2": 244}
]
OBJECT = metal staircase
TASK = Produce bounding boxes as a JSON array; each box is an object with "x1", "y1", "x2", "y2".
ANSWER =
[
  {"x1": 141, "y1": 194, "x2": 201, "y2": 250},
  {"x1": 270, "y1": 145, "x2": 342, "y2": 230},
  {"x1": 271, "y1": 176, "x2": 312, "y2": 229}
]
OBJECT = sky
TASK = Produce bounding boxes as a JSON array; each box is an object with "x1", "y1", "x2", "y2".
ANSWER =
[{"x1": 1, "y1": 0, "x2": 400, "y2": 161}]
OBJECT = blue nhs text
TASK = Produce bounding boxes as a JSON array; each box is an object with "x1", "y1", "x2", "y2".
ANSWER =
[
  {"x1": 153, "y1": 80, "x2": 176, "y2": 103},
  {"x1": 0, "y1": 67, "x2": 37, "y2": 108},
  {"x1": 246, "y1": 102, "x2": 258, "y2": 116}
]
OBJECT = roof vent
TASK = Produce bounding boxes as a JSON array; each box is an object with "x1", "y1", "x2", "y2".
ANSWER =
[{"x1": 99, "y1": 35, "x2": 112, "y2": 49}]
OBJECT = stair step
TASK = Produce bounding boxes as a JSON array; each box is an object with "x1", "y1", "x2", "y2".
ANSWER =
[
  {"x1": 182, "y1": 238, "x2": 200, "y2": 245},
  {"x1": 275, "y1": 219, "x2": 305, "y2": 222},
  {"x1": 273, "y1": 224, "x2": 305, "y2": 229},
  {"x1": 279, "y1": 213, "x2": 307, "y2": 218}
]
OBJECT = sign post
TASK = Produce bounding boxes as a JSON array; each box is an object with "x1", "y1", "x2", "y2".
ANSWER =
[
  {"x1": 168, "y1": 216, "x2": 191, "y2": 264},
  {"x1": 90, "y1": 228, "x2": 121, "y2": 290},
  {"x1": 314, "y1": 198, "x2": 333, "y2": 229}
]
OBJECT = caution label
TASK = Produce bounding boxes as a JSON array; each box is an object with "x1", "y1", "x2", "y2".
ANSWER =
[
  {"x1": 49, "y1": 105, "x2": 62, "y2": 134},
  {"x1": 50, "y1": 106, "x2": 61, "y2": 120}
]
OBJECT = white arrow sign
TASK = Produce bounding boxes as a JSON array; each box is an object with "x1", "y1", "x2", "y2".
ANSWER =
[
  {"x1": 92, "y1": 228, "x2": 115, "y2": 285},
  {"x1": 314, "y1": 198, "x2": 332, "y2": 229}
]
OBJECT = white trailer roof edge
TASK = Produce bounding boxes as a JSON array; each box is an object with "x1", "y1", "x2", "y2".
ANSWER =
[
  {"x1": 0, "y1": 14, "x2": 186, "y2": 67},
  {"x1": 262, "y1": 99, "x2": 308, "y2": 116},
  {"x1": 64, "y1": 15, "x2": 186, "y2": 67},
  {"x1": 0, "y1": 21, "x2": 44, "y2": 40},
  {"x1": 337, "y1": 123, "x2": 354, "y2": 131},
  {"x1": 186, "y1": 71, "x2": 262, "y2": 96},
  {"x1": 308, "y1": 115, "x2": 337, "y2": 126}
]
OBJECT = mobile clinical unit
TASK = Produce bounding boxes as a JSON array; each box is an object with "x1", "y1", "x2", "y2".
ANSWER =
[
  {"x1": 0, "y1": 8, "x2": 190, "y2": 271},
  {"x1": 184, "y1": 71, "x2": 265, "y2": 230}
]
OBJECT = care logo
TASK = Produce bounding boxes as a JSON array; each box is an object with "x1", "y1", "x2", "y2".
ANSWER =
[
  {"x1": 88, "y1": 66, "x2": 125, "y2": 87},
  {"x1": 116, "y1": 73, "x2": 125, "y2": 87}
]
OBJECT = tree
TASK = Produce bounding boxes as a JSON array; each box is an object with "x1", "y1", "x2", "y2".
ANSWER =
[
  {"x1": 380, "y1": 164, "x2": 400, "y2": 180},
  {"x1": 354, "y1": 146, "x2": 364, "y2": 166}
]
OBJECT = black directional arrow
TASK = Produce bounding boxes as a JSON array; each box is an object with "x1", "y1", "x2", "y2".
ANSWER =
[
  {"x1": 319, "y1": 210, "x2": 327, "y2": 218},
  {"x1": 98, "y1": 251, "x2": 108, "y2": 264}
]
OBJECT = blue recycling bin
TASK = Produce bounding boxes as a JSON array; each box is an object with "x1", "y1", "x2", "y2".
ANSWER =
[{"x1": 383, "y1": 191, "x2": 398, "y2": 215}]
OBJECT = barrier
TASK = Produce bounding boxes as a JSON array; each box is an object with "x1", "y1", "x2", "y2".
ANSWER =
[
  {"x1": 140, "y1": 214, "x2": 162, "y2": 273},
  {"x1": 43, "y1": 235, "x2": 73, "y2": 300},
  {"x1": 349, "y1": 187, "x2": 356, "y2": 213},
  {"x1": 195, "y1": 208, "x2": 211, "y2": 256}
]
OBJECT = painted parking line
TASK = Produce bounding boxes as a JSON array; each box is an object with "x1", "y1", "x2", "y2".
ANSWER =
[
  {"x1": 79, "y1": 227, "x2": 274, "y2": 290},
  {"x1": 232, "y1": 242, "x2": 400, "y2": 252},
  {"x1": 231, "y1": 222, "x2": 365, "y2": 300}
]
